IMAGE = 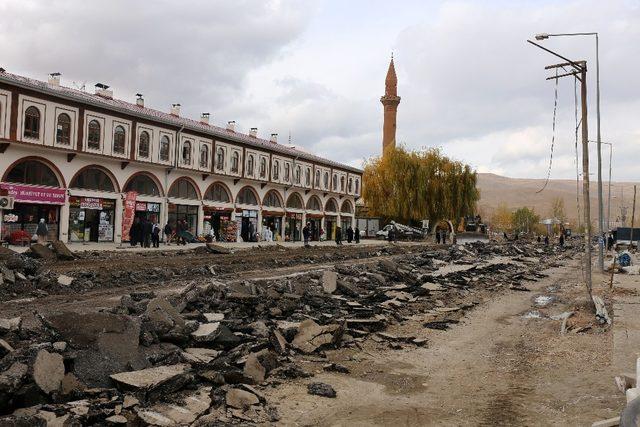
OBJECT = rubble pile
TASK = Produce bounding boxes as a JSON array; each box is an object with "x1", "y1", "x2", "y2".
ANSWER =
[{"x1": 0, "y1": 241, "x2": 576, "y2": 425}]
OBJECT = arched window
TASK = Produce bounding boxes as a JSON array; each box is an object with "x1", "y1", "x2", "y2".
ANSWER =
[
  {"x1": 325, "y1": 199, "x2": 338, "y2": 213},
  {"x1": 138, "y1": 131, "x2": 150, "y2": 158},
  {"x1": 314, "y1": 170, "x2": 320, "y2": 187},
  {"x1": 284, "y1": 163, "x2": 291, "y2": 182},
  {"x1": 159, "y1": 135, "x2": 170, "y2": 161},
  {"x1": 286, "y1": 193, "x2": 304, "y2": 209},
  {"x1": 332, "y1": 174, "x2": 338, "y2": 191},
  {"x1": 273, "y1": 160, "x2": 279, "y2": 180},
  {"x1": 231, "y1": 152, "x2": 239, "y2": 173},
  {"x1": 323, "y1": 172, "x2": 329, "y2": 189},
  {"x1": 247, "y1": 155, "x2": 255, "y2": 176},
  {"x1": 355, "y1": 179, "x2": 360, "y2": 194},
  {"x1": 182, "y1": 141, "x2": 192, "y2": 165},
  {"x1": 23, "y1": 106, "x2": 41, "y2": 139},
  {"x1": 169, "y1": 178, "x2": 198, "y2": 199},
  {"x1": 348, "y1": 178, "x2": 353, "y2": 193},
  {"x1": 124, "y1": 174, "x2": 161, "y2": 196},
  {"x1": 6, "y1": 159, "x2": 60, "y2": 187},
  {"x1": 263, "y1": 190, "x2": 282, "y2": 207},
  {"x1": 216, "y1": 147, "x2": 224, "y2": 170},
  {"x1": 113, "y1": 126, "x2": 126, "y2": 154},
  {"x1": 306, "y1": 196, "x2": 321, "y2": 211},
  {"x1": 295, "y1": 166, "x2": 301, "y2": 184},
  {"x1": 200, "y1": 145, "x2": 209, "y2": 168},
  {"x1": 306, "y1": 168, "x2": 311, "y2": 186},
  {"x1": 87, "y1": 120, "x2": 101, "y2": 149},
  {"x1": 341, "y1": 200, "x2": 353, "y2": 214},
  {"x1": 340, "y1": 176, "x2": 345, "y2": 192},
  {"x1": 236, "y1": 187, "x2": 258, "y2": 205},
  {"x1": 56, "y1": 113, "x2": 71, "y2": 145},
  {"x1": 204, "y1": 183, "x2": 230, "y2": 203},
  {"x1": 71, "y1": 167, "x2": 116, "y2": 192},
  {"x1": 259, "y1": 158, "x2": 267, "y2": 178}
]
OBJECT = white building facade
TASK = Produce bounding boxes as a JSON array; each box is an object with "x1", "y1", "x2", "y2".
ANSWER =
[{"x1": 0, "y1": 71, "x2": 361, "y2": 244}]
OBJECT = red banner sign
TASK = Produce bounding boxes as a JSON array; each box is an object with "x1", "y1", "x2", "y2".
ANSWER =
[
  {"x1": 0, "y1": 183, "x2": 66, "y2": 205},
  {"x1": 122, "y1": 192, "x2": 137, "y2": 242}
]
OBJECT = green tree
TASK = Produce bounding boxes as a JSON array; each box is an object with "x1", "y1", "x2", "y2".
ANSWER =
[
  {"x1": 362, "y1": 146, "x2": 480, "y2": 225},
  {"x1": 511, "y1": 207, "x2": 540, "y2": 235},
  {"x1": 490, "y1": 203, "x2": 513, "y2": 232}
]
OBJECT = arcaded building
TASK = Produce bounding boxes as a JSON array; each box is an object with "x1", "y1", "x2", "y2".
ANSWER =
[{"x1": 0, "y1": 70, "x2": 361, "y2": 244}]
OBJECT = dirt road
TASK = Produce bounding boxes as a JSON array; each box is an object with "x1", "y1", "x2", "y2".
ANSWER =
[{"x1": 266, "y1": 261, "x2": 624, "y2": 426}]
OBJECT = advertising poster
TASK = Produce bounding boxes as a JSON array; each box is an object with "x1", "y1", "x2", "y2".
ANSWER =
[{"x1": 121, "y1": 192, "x2": 137, "y2": 242}]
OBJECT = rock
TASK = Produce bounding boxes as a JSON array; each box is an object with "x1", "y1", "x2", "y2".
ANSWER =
[
  {"x1": 0, "y1": 245, "x2": 18, "y2": 260},
  {"x1": 205, "y1": 243, "x2": 231, "y2": 254},
  {"x1": 226, "y1": 388, "x2": 260, "y2": 409},
  {"x1": 57, "y1": 274, "x2": 74, "y2": 286},
  {"x1": 422, "y1": 282, "x2": 443, "y2": 291},
  {"x1": 183, "y1": 348, "x2": 220, "y2": 363},
  {"x1": 33, "y1": 349, "x2": 65, "y2": 393},
  {"x1": 146, "y1": 297, "x2": 185, "y2": 331},
  {"x1": 323, "y1": 363, "x2": 350, "y2": 373},
  {"x1": 28, "y1": 243, "x2": 56, "y2": 259},
  {"x1": 110, "y1": 364, "x2": 191, "y2": 397},
  {"x1": 51, "y1": 240, "x2": 75, "y2": 260},
  {"x1": 138, "y1": 387, "x2": 212, "y2": 425},
  {"x1": 243, "y1": 353, "x2": 266, "y2": 383},
  {"x1": 292, "y1": 319, "x2": 344, "y2": 353},
  {"x1": 203, "y1": 312, "x2": 224, "y2": 322},
  {"x1": 336, "y1": 280, "x2": 359, "y2": 297},
  {"x1": 213, "y1": 324, "x2": 242, "y2": 348},
  {"x1": 52, "y1": 341, "x2": 67, "y2": 352},
  {"x1": 307, "y1": 382, "x2": 337, "y2": 398},
  {"x1": 15, "y1": 272, "x2": 27, "y2": 281},
  {"x1": 322, "y1": 270, "x2": 337, "y2": 293},
  {"x1": 0, "y1": 316, "x2": 22, "y2": 333},
  {"x1": 0, "y1": 362, "x2": 28, "y2": 396},
  {"x1": 191, "y1": 322, "x2": 220, "y2": 342},
  {"x1": 270, "y1": 329, "x2": 288, "y2": 354},
  {"x1": 248, "y1": 320, "x2": 270, "y2": 338},
  {"x1": 105, "y1": 414, "x2": 128, "y2": 424},
  {"x1": 123, "y1": 394, "x2": 140, "y2": 408},
  {"x1": 61, "y1": 372, "x2": 85, "y2": 395},
  {"x1": 0, "y1": 339, "x2": 14, "y2": 357}
]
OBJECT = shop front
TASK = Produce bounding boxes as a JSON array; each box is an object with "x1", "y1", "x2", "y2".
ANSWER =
[
  {"x1": 341, "y1": 216, "x2": 353, "y2": 234},
  {"x1": 262, "y1": 211, "x2": 283, "y2": 241},
  {"x1": 203, "y1": 206, "x2": 233, "y2": 241},
  {"x1": 285, "y1": 212, "x2": 303, "y2": 242},
  {"x1": 0, "y1": 183, "x2": 65, "y2": 243},
  {"x1": 238, "y1": 209, "x2": 258, "y2": 242},
  {"x1": 168, "y1": 203, "x2": 199, "y2": 235},
  {"x1": 134, "y1": 201, "x2": 162, "y2": 224},
  {"x1": 68, "y1": 196, "x2": 116, "y2": 242},
  {"x1": 306, "y1": 214, "x2": 323, "y2": 241},
  {"x1": 325, "y1": 215, "x2": 338, "y2": 241}
]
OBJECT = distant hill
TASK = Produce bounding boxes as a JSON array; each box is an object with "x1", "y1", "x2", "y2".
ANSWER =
[{"x1": 476, "y1": 173, "x2": 638, "y2": 228}]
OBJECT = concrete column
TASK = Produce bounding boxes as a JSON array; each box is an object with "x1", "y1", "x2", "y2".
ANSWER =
[
  {"x1": 59, "y1": 194, "x2": 70, "y2": 242},
  {"x1": 114, "y1": 195, "x2": 124, "y2": 244},
  {"x1": 197, "y1": 204, "x2": 204, "y2": 236},
  {"x1": 257, "y1": 209, "x2": 263, "y2": 238}
]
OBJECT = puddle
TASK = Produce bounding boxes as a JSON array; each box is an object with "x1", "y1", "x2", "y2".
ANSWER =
[{"x1": 533, "y1": 295, "x2": 555, "y2": 307}]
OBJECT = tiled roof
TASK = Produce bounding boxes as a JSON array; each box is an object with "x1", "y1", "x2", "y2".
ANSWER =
[{"x1": 0, "y1": 71, "x2": 362, "y2": 174}]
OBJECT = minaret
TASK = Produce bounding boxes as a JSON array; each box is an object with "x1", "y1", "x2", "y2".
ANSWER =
[{"x1": 380, "y1": 54, "x2": 401, "y2": 154}]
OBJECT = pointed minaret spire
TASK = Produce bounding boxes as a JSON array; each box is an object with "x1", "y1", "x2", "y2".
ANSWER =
[{"x1": 380, "y1": 53, "x2": 401, "y2": 154}]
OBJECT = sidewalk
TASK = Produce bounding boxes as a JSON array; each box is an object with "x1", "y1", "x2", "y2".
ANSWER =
[{"x1": 6, "y1": 238, "x2": 386, "y2": 254}]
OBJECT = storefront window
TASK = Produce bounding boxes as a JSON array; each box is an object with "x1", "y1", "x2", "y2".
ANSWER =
[
  {"x1": 169, "y1": 178, "x2": 198, "y2": 199},
  {"x1": 204, "y1": 183, "x2": 230, "y2": 203},
  {"x1": 124, "y1": 174, "x2": 161, "y2": 197},
  {"x1": 263, "y1": 191, "x2": 282, "y2": 208},
  {"x1": 236, "y1": 187, "x2": 258, "y2": 205},
  {"x1": 168, "y1": 204, "x2": 198, "y2": 235},
  {"x1": 306, "y1": 196, "x2": 321, "y2": 211},
  {"x1": 70, "y1": 168, "x2": 115, "y2": 192},
  {"x1": 68, "y1": 197, "x2": 115, "y2": 242},
  {"x1": 325, "y1": 199, "x2": 338, "y2": 213},
  {"x1": 6, "y1": 160, "x2": 60, "y2": 187},
  {"x1": 286, "y1": 193, "x2": 303, "y2": 210},
  {"x1": 285, "y1": 213, "x2": 302, "y2": 242}
]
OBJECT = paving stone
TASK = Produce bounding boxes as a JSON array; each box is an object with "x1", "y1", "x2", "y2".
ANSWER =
[{"x1": 33, "y1": 349, "x2": 65, "y2": 393}]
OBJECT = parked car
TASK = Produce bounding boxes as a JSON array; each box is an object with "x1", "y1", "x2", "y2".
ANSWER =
[{"x1": 376, "y1": 223, "x2": 426, "y2": 240}]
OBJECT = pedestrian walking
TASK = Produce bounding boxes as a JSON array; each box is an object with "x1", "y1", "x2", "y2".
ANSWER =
[
  {"x1": 346, "y1": 226, "x2": 354, "y2": 243},
  {"x1": 354, "y1": 226, "x2": 360, "y2": 244},
  {"x1": 544, "y1": 235, "x2": 549, "y2": 246},
  {"x1": 387, "y1": 225, "x2": 395, "y2": 243},
  {"x1": 436, "y1": 231, "x2": 441, "y2": 244},
  {"x1": 559, "y1": 233, "x2": 565, "y2": 248},
  {"x1": 152, "y1": 222, "x2": 161, "y2": 248},
  {"x1": 537, "y1": 235, "x2": 541, "y2": 243},
  {"x1": 335, "y1": 226, "x2": 342, "y2": 245},
  {"x1": 164, "y1": 222, "x2": 172, "y2": 245},
  {"x1": 442, "y1": 231, "x2": 447, "y2": 244},
  {"x1": 303, "y1": 223, "x2": 311, "y2": 247},
  {"x1": 607, "y1": 233, "x2": 614, "y2": 251},
  {"x1": 130, "y1": 217, "x2": 140, "y2": 246},
  {"x1": 36, "y1": 218, "x2": 48, "y2": 244},
  {"x1": 142, "y1": 218, "x2": 152, "y2": 248}
]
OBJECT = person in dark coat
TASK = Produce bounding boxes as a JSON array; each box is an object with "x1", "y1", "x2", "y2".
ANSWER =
[
  {"x1": 142, "y1": 218, "x2": 152, "y2": 248},
  {"x1": 152, "y1": 222, "x2": 161, "y2": 248},
  {"x1": 436, "y1": 231, "x2": 441, "y2": 244},
  {"x1": 559, "y1": 233, "x2": 565, "y2": 247},
  {"x1": 164, "y1": 222, "x2": 173, "y2": 245},
  {"x1": 302, "y1": 223, "x2": 310, "y2": 247},
  {"x1": 544, "y1": 235, "x2": 549, "y2": 246},
  {"x1": 130, "y1": 217, "x2": 140, "y2": 246},
  {"x1": 335, "y1": 226, "x2": 342, "y2": 245},
  {"x1": 354, "y1": 226, "x2": 360, "y2": 243},
  {"x1": 346, "y1": 226, "x2": 354, "y2": 243}
]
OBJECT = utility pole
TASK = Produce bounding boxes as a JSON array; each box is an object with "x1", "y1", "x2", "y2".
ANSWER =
[
  {"x1": 528, "y1": 39, "x2": 592, "y2": 297},
  {"x1": 631, "y1": 185, "x2": 637, "y2": 252}
]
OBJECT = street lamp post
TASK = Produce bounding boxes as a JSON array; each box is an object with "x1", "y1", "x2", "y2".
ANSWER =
[
  {"x1": 590, "y1": 140, "x2": 613, "y2": 230},
  {"x1": 535, "y1": 32, "x2": 604, "y2": 271}
]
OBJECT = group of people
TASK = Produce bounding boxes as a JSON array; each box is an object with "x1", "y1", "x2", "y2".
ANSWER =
[
  {"x1": 535, "y1": 233, "x2": 565, "y2": 247},
  {"x1": 302, "y1": 223, "x2": 360, "y2": 246},
  {"x1": 435, "y1": 229, "x2": 449, "y2": 244},
  {"x1": 129, "y1": 217, "x2": 162, "y2": 248}
]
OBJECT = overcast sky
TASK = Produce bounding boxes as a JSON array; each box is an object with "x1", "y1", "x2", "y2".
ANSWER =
[{"x1": 1, "y1": 0, "x2": 638, "y2": 181}]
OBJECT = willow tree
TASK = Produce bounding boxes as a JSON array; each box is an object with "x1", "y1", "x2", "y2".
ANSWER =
[{"x1": 363, "y1": 146, "x2": 479, "y2": 225}]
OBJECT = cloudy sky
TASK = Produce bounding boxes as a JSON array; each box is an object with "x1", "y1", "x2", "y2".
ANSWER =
[{"x1": 1, "y1": 0, "x2": 638, "y2": 180}]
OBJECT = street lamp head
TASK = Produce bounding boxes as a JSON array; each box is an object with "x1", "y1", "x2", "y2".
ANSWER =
[{"x1": 535, "y1": 33, "x2": 550, "y2": 41}]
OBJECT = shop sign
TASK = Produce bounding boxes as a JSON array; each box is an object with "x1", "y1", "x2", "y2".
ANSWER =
[
  {"x1": 3, "y1": 213, "x2": 18, "y2": 223},
  {"x1": 286, "y1": 212, "x2": 303, "y2": 220},
  {"x1": 147, "y1": 202, "x2": 160, "y2": 212},
  {"x1": 121, "y1": 192, "x2": 137, "y2": 242},
  {"x1": 0, "y1": 183, "x2": 65, "y2": 205},
  {"x1": 242, "y1": 210, "x2": 257, "y2": 218},
  {"x1": 135, "y1": 202, "x2": 147, "y2": 212}
]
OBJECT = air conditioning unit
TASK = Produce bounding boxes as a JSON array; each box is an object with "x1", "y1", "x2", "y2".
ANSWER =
[{"x1": 0, "y1": 196, "x2": 14, "y2": 210}]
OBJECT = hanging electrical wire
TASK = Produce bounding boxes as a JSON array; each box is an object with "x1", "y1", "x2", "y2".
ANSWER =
[{"x1": 536, "y1": 68, "x2": 559, "y2": 193}]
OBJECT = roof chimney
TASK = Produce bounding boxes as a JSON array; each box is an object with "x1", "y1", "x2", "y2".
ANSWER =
[
  {"x1": 227, "y1": 121, "x2": 236, "y2": 132},
  {"x1": 270, "y1": 133, "x2": 278, "y2": 143},
  {"x1": 249, "y1": 127, "x2": 258, "y2": 138},
  {"x1": 200, "y1": 112, "x2": 210, "y2": 125},
  {"x1": 135, "y1": 93, "x2": 144, "y2": 107},
  {"x1": 170, "y1": 103, "x2": 181, "y2": 116},
  {"x1": 94, "y1": 83, "x2": 113, "y2": 99},
  {"x1": 48, "y1": 72, "x2": 61, "y2": 86}
]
